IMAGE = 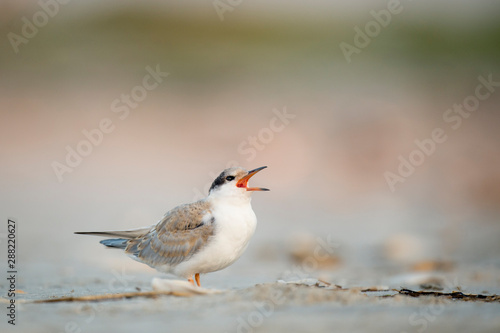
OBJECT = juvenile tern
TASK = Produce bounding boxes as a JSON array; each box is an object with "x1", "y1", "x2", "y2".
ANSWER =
[{"x1": 75, "y1": 166, "x2": 269, "y2": 287}]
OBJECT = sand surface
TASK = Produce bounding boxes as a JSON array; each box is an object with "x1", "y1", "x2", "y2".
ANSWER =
[{"x1": 2, "y1": 254, "x2": 499, "y2": 333}]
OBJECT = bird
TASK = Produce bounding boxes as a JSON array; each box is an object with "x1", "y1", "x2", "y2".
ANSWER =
[{"x1": 75, "y1": 166, "x2": 269, "y2": 287}]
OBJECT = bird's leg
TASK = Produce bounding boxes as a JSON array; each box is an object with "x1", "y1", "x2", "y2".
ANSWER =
[
  {"x1": 195, "y1": 273, "x2": 201, "y2": 287},
  {"x1": 187, "y1": 276, "x2": 195, "y2": 286}
]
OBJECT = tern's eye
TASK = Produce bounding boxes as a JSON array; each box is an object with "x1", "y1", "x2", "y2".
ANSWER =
[{"x1": 225, "y1": 176, "x2": 235, "y2": 181}]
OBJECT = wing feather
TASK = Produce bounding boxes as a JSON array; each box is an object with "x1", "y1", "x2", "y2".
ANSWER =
[{"x1": 125, "y1": 200, "x2": 215, "y2": 268}]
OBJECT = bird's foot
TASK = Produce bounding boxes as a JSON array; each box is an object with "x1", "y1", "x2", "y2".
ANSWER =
[
  {"x1": 195, "y1": 273, "x2": 201, "y2": 287},
  {"x1": 188, "y1": 276, "x2": 195, "y2": 286},
  {"x1": 187, "y1": 273, "x2": 201, "y2": 287}
]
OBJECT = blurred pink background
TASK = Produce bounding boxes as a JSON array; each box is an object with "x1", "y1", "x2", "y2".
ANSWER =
[{"x1": 1, "y1": 0, "x2": 499, "y2": 281}]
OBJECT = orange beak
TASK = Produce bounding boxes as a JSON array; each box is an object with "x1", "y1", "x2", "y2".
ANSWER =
[{"x1": 236, "y1": 166, "x2": 270, "y2": 191}]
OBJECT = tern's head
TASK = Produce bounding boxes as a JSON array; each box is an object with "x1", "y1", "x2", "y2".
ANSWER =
[{"x1": 208, "y1": 166, "x2": 269, "y2": 199}]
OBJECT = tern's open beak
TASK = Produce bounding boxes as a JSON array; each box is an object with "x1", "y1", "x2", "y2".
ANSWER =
[{"x1": 236, "y1": 166, "x2": 270, "y2": 191}]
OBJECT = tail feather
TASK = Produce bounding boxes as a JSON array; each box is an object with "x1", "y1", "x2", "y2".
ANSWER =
[
  {"x1": 100, "y1": 238, "x2": 128, "y2": 249},
  {"x1": 75, "y1": 226, "x2": 152, "y2": 250},
  {"x1": 74, "y1": 226, "x2": 151, "y2": 240}
]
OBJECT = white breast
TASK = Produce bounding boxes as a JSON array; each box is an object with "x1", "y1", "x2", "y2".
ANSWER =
[{"x1": 174, "y1": 200, "x2": 257, "y2": 278}]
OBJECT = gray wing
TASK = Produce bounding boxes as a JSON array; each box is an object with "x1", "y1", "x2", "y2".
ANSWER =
[{"x1": 125, "y1": 201, "x2": 215, "y2": 268}]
